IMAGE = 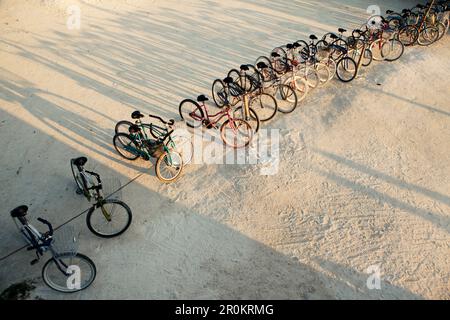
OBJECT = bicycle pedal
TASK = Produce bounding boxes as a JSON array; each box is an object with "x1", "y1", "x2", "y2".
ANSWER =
[{"x1": 30, "y1": 259, "x2": 39, "y2": 266}]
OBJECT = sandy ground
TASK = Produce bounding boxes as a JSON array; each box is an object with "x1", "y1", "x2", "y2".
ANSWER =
[{"x1": 0, "y1": 0, "x2": 449, "y2": 299}]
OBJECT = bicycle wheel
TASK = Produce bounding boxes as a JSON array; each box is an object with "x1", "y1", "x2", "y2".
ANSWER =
[
  {"x1": 179, "y1": 99, "x2": 204, "y2": 128},
  {"x1": 362, "y1": 49, "x2": 373, "y2": 66},
  {"x1": 233, "y1": 105, "x2": 260, "y2": 133},
  {"x1": 418, "y1": 26, "x2": 439, "y2": 45},
  {"x1": 42, "y1": 253, "x2": 96, "y2": 293},
  {"x1": 155, "y1": 151, "x2": 183, "y2": 183},
  {"x1": 276, "y1": 84, "x2": 298, "y2": 114},
  {"x1": 212, "y1": 79, "x2": 228, "y2": 107},
  {"x1": 115, "y1": 120, "x2": 134, "y2": 136},
  {"x1": 249, "y1": 93, "x2": 278, "y2": 122},
  {"x1": 370, "y1": 39, "x2": 386, "y2": 61},
  {"x1": 220, "y1": 119, "x2": 253, "y2": 148},
  {"x1": 113, "y1": 133, "x2": 140, "y2": 160},
  {"x1": 323, "y1": 57, "x2": 337, "y2": 80},
  {"x1": 255, "y1": 56, "x2": 275, "y2": 83},
  {"x1": 315, "y1": 63, "x2": 330, "y2": 86},
  {"x1": 70, "y1": 159, "x2": 88, "y2": 196},
  {"x1": 298, "y1": 65, "x2": 320, "y2": 89},
  {"x1": 398, "y1": 25, "x2": 419, "y2": 46},
  {"x1": 271, "y1": 47, "x2": 289, "y2": 73},
  {"x1": 86, "y1": 199, "x2": 132, "y2": 238},
  {"x1": 295, "y1": 40, "x2": 310, "y2": 63},
  {"x1": 383, "y1": 39, "x2": 404, "y2": 62},
  {"x1": 171, "y1": 133, "x2": 194, "y2": 165},
  {"x1": 336, "y1": 57, "x2": 357, "y2": 82}
]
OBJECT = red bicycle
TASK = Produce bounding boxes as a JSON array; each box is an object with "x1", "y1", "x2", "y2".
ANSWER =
[{"x1": 179, "y1": 95, "x2": 253, "y2": 148}]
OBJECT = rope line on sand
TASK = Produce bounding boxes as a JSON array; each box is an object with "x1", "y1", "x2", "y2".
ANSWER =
[{"x1": 0, "y1": 173, "x2": 144, "y2": 262}]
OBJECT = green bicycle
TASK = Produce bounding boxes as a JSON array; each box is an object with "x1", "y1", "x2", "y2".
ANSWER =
[{"x1": 113, "y1": 114, "x2": 184, "y2": 183}]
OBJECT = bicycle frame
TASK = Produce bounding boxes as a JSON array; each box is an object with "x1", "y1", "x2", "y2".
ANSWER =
[
  {"x1": 13, "y1": 216, "x2": 71, "y2": 276},
  {"x1": 193, "y1": 102, "x2": 233, "y2": 128}
]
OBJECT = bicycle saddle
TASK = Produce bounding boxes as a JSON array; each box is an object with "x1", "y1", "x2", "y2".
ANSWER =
[
  {"x1": 197, "y1": 95, "x2": 209, "y2": 102},
  {"x1": 338, "y1": 28, "x2": 347, "y2": 33},
  {"x1": 293, "y1": 42, "x2": 300, "y2": 48},
  {"x1": 223, "y1": 77, "x2": 234, "y2": 84},
  {"x1": 73, "y1": 156, "x2": 88, "y2": 167},
  {"x1": 330, "y1": 34, "x2": 338, "y2": 39},
  {"x1": 286, "y1": 43, "x2": 293, "y2": 49},
  {"x1": 11, "y1": 205, "x2": 28, "y2": 218},
  {"x1": 386, "y1": 10, "x2": 393, "y2": 14},
  {"x1": 129, "y1": 124, "x2": 141, "y2": 133},
  {"x1": 309, "y1": 34, "x2": 318, "y2": 40},
  {"x1": 271, "y1": 52, "x2": 280, "y2": 58},
  {"x1": 131, "y1": 111, "x2": 145, "y2": 119},
  {"x1": 256, "y1": 62, "x2": 268, "y2": 69},
  {"x1": 240, "y1": 65, "x2": 249, "y2": 71}
]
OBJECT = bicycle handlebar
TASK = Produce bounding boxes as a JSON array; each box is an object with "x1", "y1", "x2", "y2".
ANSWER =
[
  {"x1": 37, "y1": 217, "x2": 54, "y2": 236},
  {"x1": 149, "y1": 114, "x2": 175, "y2": 126}
]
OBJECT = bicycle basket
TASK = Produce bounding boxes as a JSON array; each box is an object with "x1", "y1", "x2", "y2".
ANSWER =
[
  {"x1": 102, "y1": 176, "x2": 123, "y2": 201},
  {"x1": 52, "y1": 225, "x2": 79, "y2": 257}
]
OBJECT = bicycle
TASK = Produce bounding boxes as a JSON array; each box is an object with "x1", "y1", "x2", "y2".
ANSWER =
[
  {"x1": 115, "y1": 112, "x2": 194, "y2": 165},
  {"x1": 10, "y1": 205, "x2": 96, "y2": 293},
  {"x1": 70, "y1": 157, "x2": 133, "y2": 238},
  {"x1": 179, "y1": 94, "x2": 253, "y2": 148},
  {"x1": 113, "y1": 124, "x2": 184, "y2": 183}
]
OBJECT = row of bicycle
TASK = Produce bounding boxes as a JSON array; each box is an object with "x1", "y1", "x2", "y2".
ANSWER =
[{"x1": 111, "y1": 1, "x2": 450, "y2": 184}]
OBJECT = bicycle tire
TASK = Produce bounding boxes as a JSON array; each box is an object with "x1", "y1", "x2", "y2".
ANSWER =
[
  {"x1": 249, "y1": 93, "x2": 278, "y2": 122},
  {"x1": 86, "y1": 199, "x2": 132, "y2": 238},
  {"x1": 383, "y1": 39, "x2": 404, "y2": 62},
  {"x1": 255, "y1": 56, "x2": 276, "y2": 83},
  {"x1": 220, "y1": 119, "x2": 253, "y2": 149},
  {"x1": 398, "y1": 25, "x2": 419, "y2": 46},
  {"x1": 362, "y1": 49, "x2": 373, "y2": 67},
  {"x1": 283, "y1": 76, "x2": 309, "y2": 102},
  {"x1": 113, "y1": 133, "x2": 140, "y2": 160},
  {"x1": 276, "y1": 84, "x2": 298, "y2": 114},
  {"x1": 70, "y1": 159, "x2": 88, "y2": 196},
  {"x1": 115, "y1": 120, "x2": 134, "y2": 136},
  {"x1": 179, "y1": 99, "x2": 204, "y2": 128},
  {"x1": 418, "y1": 26, "x2": 439, "y2": 46},
  {"x1": 212, "y1": 79, "x2": 228, "y2": 108},
  {"x1": 42, "y1": 253, "x2": 96, "y2": 293},
  {"x1": 370, "y1": 39, "x2": 386, "y2": 61},
  {"x1": 233, "y1": 106, "x2": 260, "y2": 133}
]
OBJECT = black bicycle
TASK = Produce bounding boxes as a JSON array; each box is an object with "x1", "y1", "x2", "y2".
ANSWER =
[{"x1": 70, "y1": 157, "x2": 133, "y2": 238}]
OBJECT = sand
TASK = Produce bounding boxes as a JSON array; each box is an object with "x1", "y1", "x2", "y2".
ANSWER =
[{"x1": 0, "y1": 0, "x2": 449, "y2": 299}]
